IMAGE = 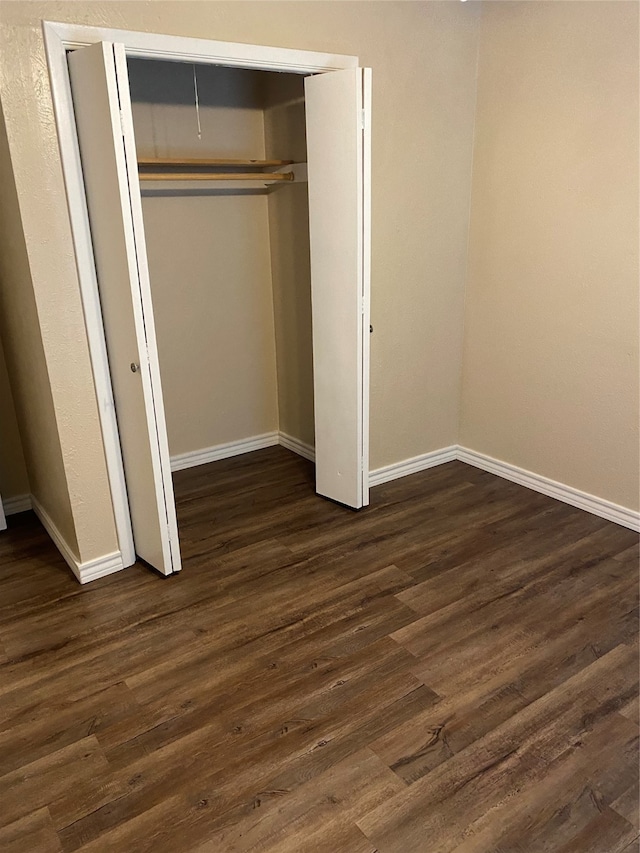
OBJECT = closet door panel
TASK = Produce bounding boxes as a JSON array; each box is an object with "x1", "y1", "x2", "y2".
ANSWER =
[
  {"x1": 68, "y1": 42, "x2": 180, "y2": 576},
  {"x1": 112, "y1": 45, "x2": 182, "y2": 574},
  {"x1": 305, "y1": 67, "x2": 371, "y2": 509}
]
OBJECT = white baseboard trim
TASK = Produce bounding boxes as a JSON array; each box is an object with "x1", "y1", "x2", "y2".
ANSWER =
[
  {"x1": 369, "y1": 445, "x2": 458, "y2": 487},
  {"x1": 15, "y1": 436, "x2": 636, "y2": 585},
  {"x1": 279, "y1": 431, "x2": 315, "y2": 462},
  {"x1": 457, "y1": 446, "x2": 640, "y2": 533},
  {"x1": 2, "y1": 493, "x2": 32, "y2": 515},
  {"x1": 168, "y1": 429, "x2": 317, "y2": 469},
  {"x1": 31, "y1": 495, "x2": 125, "y2": 584},
  {"x1": 77, "y1": 552, "x2": 126, "y2": 584},
  {"x1": 32, "y1": 495, "x2": 81, "y2": 580},
  {"x1": 169, "y1": 430, "x2": 317, "y2": 470},
  {"x1": 170, "y1": 431, "x2": 279, "y2": 472},
  {"x1": 365, "y1": 443, "x2": 638, "y2": 532}
]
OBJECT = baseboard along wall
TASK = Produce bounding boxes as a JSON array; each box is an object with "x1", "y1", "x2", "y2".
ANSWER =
[
  {"x1": 169, "y1": 434, "x2": 639, "y2": 531},
  {"x1": 3, "y1": 433, "x2": 636, "y2": 585},
  {"x1": 278, "y1": 432, "x2": 315, "y2": 462},
  {"x1": 170, "y1": 431, "x2": 279, "y2": 472},
  {"x1": 456, "y1": 446, "x2": 640, "y2": 533},
  {"x1": 2, "y1": 493, "x2": 32, "y2": 516},
  {"x1": 29, "y1": 495, "x2": 124, "y2": 584},
  {"x1": 369, "y1": 446, "x2": 458, "y2": 487}
]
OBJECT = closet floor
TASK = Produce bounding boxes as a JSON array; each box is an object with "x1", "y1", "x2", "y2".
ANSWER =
[{"x1": 0, "y1": 447, "x2": 638, "y2": 853}]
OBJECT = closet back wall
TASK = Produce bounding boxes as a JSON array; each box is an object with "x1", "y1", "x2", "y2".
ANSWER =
[{"x1": 128, "y1": 60, "x2": 279, "y2": 458}]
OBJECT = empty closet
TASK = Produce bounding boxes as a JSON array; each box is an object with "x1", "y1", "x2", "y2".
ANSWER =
[
  {"x1": 128, "y1": 60, "x2": 313, "y2": 475},
  {"x1": 65, "y1": 37, "x2": 371, "y2": 578}
]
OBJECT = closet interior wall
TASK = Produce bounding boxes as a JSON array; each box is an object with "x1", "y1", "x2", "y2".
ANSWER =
[{"x1": 264, "y1": 74, "x2": 314, "y2": 450}]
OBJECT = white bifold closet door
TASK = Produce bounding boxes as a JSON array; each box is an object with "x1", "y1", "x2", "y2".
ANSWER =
[
  {"x1": 68, "y1": 42, "x2": 181, "y2": 576},
  {"x1": 305, "y1": 67, "x2": 371, "y2": 509}
]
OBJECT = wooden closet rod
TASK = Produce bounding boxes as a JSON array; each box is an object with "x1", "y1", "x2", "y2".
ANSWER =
[
  {"x1": 137, "y1": 157, "x2": 294, "y2": 167},
  {"x1": 138, "y1": 172, "x2": 294, "y2": 182}
]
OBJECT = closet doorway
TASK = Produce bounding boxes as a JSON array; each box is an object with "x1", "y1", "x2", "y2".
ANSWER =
[{"x1": 45, "y1": 24, "x2": 371, "y2": 578}]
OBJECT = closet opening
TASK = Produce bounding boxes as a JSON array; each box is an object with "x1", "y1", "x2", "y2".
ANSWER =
[{"x1": 128, "y1": 59, "x2": 315, "y2": 485}]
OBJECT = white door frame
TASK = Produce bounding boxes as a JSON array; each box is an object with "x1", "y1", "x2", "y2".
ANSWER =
[{"x1": 43, "y1": 20, "x2": 364, "y2": 566}]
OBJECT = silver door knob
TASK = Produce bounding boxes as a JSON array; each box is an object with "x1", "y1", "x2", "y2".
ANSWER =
[{"x1": 130, "y1": 362, "x2": 140, "y2": 373}]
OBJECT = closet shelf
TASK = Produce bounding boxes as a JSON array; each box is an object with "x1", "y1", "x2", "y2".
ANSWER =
[
  {"x1": 137, "y1": 158, "x2": 298, "y2": 183},
  {"x1": 138, "y1": 171, "x2": 294, "y2": 182},
  {"x1": 138, "y1": 157, "x2": 294, "y2": 167}
]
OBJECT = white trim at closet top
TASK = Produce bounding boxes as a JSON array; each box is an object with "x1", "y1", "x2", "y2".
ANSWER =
[
  {"x1": 43, "y1": 21, "x2": 359, "y2": 72},
  {"x1": 42, "y1": 19, "x2": 360, "y2": 573}
]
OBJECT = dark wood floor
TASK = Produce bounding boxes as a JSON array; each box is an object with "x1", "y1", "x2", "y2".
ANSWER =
[{"x1": 0, "y1": 448, "x2": 637, "y2": 852}]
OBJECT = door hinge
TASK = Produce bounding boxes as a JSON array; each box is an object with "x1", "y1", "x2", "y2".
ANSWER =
[
  {"x1": 361, "y1": 297, "x2": 366, "y2": 316},
  {"x1": 360, "y1": 109, "x2": 366, "y2": 131},
  {"x1": 119, "y1": 109, "x2": 126, "y2": 136}
]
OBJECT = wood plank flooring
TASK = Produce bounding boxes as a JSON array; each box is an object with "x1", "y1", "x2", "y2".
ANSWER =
[{"x1": 0, "y1": 447, "x2": 637, "y2": 852}]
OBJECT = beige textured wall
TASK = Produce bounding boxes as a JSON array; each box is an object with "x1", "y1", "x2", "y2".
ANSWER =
[
  {"x1": 0, "y1": 104, "x2": 78, "y2": 550},
  {"x1": 0, "y1": 11, "x2": 118, "y2": 562},
  {"x1": 264, "y1": 74, "x2": 314, "y2": 447},
  {"x1": 460, "y1": 1, "x2": 639, "y2": 511},
  {"x1": 0, "y1": 3, "x2": 481, "y2": 567},
  {"x1": 0, "y1": 335, "x2": 30, "y2": 501},
  {"x1": 129, "y1": 60, "x2": 279, "y2": 455}
]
